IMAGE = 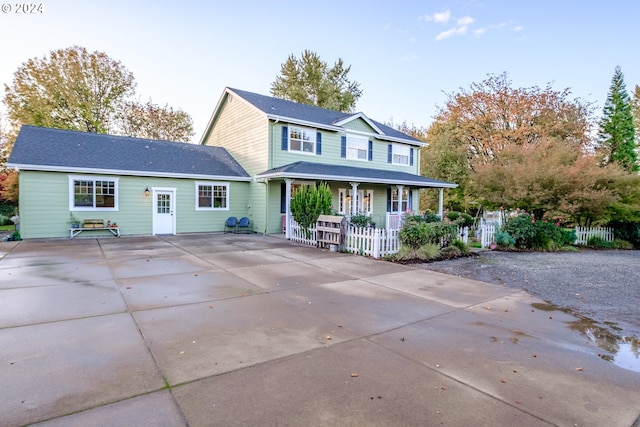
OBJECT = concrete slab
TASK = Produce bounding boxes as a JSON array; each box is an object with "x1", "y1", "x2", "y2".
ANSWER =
[
  {"x1": 0, "y1": 280, "x2": 126, "y2": 327},
  {"x1": 198, "y1": 248, "x2": 293, "y2": 269},
  {"x1": 31, "y1": 391, "x2": 187, "y2": 427},
  {"x1": 133, "y1": 293, "x2": 357, "y2": 385},
  {"x1": 117, "y1": 268, "x2": 264, "y2": 310},
  {"x1": 276, "y1": 279, "x2": 454, "y2": 336},
  {"x1": 227, "y1": 260, "x2": 353, "y2": 292},
  {"x1": 265, "y1": 244, "x2": 348, "y2": 261},
  {"x1": 107, "y1": 253, "x2": 214, "y2": 280},
  {"x1": 367, "y1": 269, "x2": 519, "y2": 307},
  {"x1": 0, "y1": 259, "x2": 115, "y2": 289},
  {"x1": 370, "y1": 310, "x2": 640, "y2": 427},
  {"x1": 306, "y1": 254, "x2": 415, "y2": 279},
  {"x1": 0, "y1": 313, "x2": 165, "y2": 427},
  {"x1": 173, "y1": 338, "x2": 546, "y2": 426}
]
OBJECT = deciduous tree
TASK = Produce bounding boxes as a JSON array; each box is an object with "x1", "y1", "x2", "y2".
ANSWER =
[
  {"x1": 598, "y1": 66, "x2": 637, "y2": 172},
  {"x1": 3, "y1": 46, "x2": 135, "y2": 134},
  {"x1": 271, "y1": 50, "x2": 362, "y2": 112},
  {"x1": 115, "y1": 100, "x2": 194, "y2": 142},
  {"x1": 3, "y1": 46, "x2": 194, "y2": 144}
]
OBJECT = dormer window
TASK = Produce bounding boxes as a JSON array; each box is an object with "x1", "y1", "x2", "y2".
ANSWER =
[{"x1": 289, "y1": 126, "x2": 315, "y2": 154}]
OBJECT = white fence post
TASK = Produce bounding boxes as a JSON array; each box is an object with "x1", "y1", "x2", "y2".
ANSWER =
[{"x1": 574, "y1": 226, "x2": 615, "y2": 245}]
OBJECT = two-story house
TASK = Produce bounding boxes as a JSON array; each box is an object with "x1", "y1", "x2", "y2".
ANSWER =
[
  {"x1": 200, "y1": 88, "x2": 456, "y2": 236},
  {"x1": 6, "y1": 87, "x2": 455, "y2": 239}
]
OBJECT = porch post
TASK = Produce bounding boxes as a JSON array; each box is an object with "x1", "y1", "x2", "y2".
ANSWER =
[
  {"x1": 438, "y1": 188, "x2": 444, "y2": 219},
  {"x1": 396, "y1": 185, "x2": 404, "y2": 214},
  {"x1": 350, "y1": 182, "x2": 359, "y2": 215},
  {"x1": 285, "y1": 178, "x2": 292, "y2": 239}
]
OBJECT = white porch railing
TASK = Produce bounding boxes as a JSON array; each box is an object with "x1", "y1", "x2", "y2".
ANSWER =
[
  {"x1": 386, "y1": 212, "x2": 403, "y2": 230},
  {"x1": 574, "y1": 226, "x2": 614, "y2": 245}
]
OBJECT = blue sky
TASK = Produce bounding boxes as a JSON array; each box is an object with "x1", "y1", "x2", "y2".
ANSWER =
[{"x1": 1, "y1": 0, "x2": 638, "y2": 142}]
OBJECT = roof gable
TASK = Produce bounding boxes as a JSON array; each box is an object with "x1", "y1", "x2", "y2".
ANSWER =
[
  {"x1": 8, "y1": 125, "x2": 250, "y2": 180},
  {"x1": 201, "y1": 88, "x2": 423, "y2": 146}
]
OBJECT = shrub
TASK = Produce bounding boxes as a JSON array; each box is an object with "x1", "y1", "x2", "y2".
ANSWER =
[
  {"x1": 613, "y1": 239, "x2": 634, "y2": 250},
  {"x1": 399, "y1": 222, "x2": 430, "y2": 248},
  {"x1": 501, "y1": 213, "x2": 537, "y2": 248},
  {"x1": 586, "y1": 236, "x2": 614, "y2": 249},
  {"x1": 446, "y1": 211, "x2": 474, "y2": 227},
  {"x1": 451, "y1": 239, "x2": 470, "y2": 255},
  {"x1": 608, "y1": 221, "x2": 640, "y2": 248},
  {"x1": 495, "y1": 230, "x2": 515, "y2": 249},
  {"x1": 0, "y1": 214, "x2": 10, "y2": 226},
  {"x1": 290, "y1": 182, "x2": 332, "y2": 236},
  {"x1": 392, "y1": 243, "x2": 440, "y2": 261},
  {"x1": 349, "y1": 214, "x2": 370, "y2": 228},
  {"x1": 501, "y1": 212, "x2": 573, "y2": 250},
  {"x1": 422, "y1": 211, "x2": 442, "y2": 223}
]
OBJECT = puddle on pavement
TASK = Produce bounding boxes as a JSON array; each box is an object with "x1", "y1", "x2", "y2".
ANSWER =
[{"x1": 531, "y1": 302, "x2": 639, "y2": 372}]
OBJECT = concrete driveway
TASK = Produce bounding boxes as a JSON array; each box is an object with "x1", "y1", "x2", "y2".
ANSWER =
[{"x1": 1, "y1": 234, "x2": 638, "y2": 426}]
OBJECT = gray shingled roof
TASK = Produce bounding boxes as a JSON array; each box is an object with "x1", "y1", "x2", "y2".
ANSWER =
[
  {"x1": 7, "y1": 125, "x2": 251, "y2": 180},
  {"x1": 228, "y1": 88, "x2": 421, "y2": 144},
  {"x1": 255, "y1": 161, "x2": 457, "y2": 188}
]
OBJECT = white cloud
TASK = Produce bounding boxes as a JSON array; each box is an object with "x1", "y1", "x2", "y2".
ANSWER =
[
  {"x1": 489, "y1": 22, "x2": 507, "y2": 30},
  {"x1": 424, "y1": 9, "x2": 451, "y2": 24},
  {"x1": 457, "y1": 16, "x2": 474, "y2": 26},
  {"x1": 383, "y1": 23, "x2": 391, "y2": 31},
  {"x1": 435, "y1": 26, "x2": 467, "y2": 41},
  {"x1": 474, "y1": 28, "x2": 486, "y2": 37},
  {"x1": 512, "y1": 26, "x2": 523, "y2": 32},
  {"x1": 409, "y1": 37, "x2": 416, "y2": 43}
]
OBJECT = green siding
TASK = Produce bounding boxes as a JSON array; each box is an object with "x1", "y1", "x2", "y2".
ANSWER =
[
  {"x1": 270, "y1": 122, "x2": 420, "y2": 175},
  {"x1": 18, "y1": 171, "x2": 251, "y2": 239},
  {"x1": 341, "y1": 117, "x2": 377, "y2": 133}
]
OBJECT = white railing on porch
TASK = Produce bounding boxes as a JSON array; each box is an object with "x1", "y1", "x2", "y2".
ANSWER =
[
  {"x1": 574, "y1": 226, "x2": 614, "y2": 245},
  {"x1": 386, "y1": 212, "x2": 403, "y2": 230}
]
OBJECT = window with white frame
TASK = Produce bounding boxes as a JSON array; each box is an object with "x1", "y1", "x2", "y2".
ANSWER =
[
  {"x1": 391, "y1": 188, "x2": 409, "y2": 212},
  {"x1": 346, "y1": 135, "x2": 368, "y2": 160},
  {"x1": 289, "y1": 126, "x2": 315, "y2": 154},
  {"x1": 69, "y1": 176, "x2": 118, "y2": 211},
  {"x1": 196, "y1": 182, "x2": 229, "y2": 210},
  {"x1": 392, "y1": 144, "x2": 410, "y2": 165}
]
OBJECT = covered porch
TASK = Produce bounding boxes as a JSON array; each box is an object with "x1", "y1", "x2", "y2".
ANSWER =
[{"x1": 255, "y1": 161, "x2": 457, "y2": 238}]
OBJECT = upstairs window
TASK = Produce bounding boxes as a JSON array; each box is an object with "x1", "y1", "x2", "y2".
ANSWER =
[
  {"x1": 346, "y1": 135, "x2": 369, "y2": 160},
  {"x1": 289, "y1": 126, "x2": 316, "y2": 154},
  {"x1": 391, "y1": 144, "x2": 410, "y2": 165}
]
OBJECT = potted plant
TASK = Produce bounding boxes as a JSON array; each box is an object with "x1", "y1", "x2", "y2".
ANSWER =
[{"x1": 69, "y1": 213, "x2": 81, "y2": 228}]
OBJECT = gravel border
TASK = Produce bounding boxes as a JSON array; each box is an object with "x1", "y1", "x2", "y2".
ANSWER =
[{"x1": 414, "y1": 249, "x2": 640, "y2": 338}]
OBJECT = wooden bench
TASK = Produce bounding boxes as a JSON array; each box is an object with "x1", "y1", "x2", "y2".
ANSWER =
[{"x1": 69, "y1": 219, "x2": 120, "y2": 239}]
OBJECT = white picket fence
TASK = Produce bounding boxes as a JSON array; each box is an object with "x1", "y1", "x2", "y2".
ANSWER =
[
  {"x1": 574, "y1": 226, "x2": 614, "y2": 245},
  {"x1": 479, "y1": 222, "x2": 498, "y2": 248},
  {"x1": 289, "y1": 220, "x2": 468, "y2": 259}
]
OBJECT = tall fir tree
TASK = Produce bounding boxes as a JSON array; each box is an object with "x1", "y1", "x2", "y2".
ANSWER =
[{"x1": 598, "y1": 66, "x2": 638, "y2": 172}]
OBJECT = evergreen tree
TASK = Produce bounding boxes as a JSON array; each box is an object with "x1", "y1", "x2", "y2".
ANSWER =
[
  {"x1": 271, "y1": 50, "x2": 362, "y2": 112},
  {"x1": 598, "y1": 66, "x2": 637, "y2": 172}
]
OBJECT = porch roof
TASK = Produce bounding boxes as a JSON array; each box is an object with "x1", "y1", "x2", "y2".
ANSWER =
[{"x1": 255, "y1": 161, "x2": 457, "y2": 188}]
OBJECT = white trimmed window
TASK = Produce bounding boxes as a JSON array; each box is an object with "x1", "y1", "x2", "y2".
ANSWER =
[
  {"x1": 338, "y1": 188, "x2": 373, "y2": 215},
  {"x1": 346, "y1": 135, "x2": 368, "y2": 160},
  {"x1": 69, "y1": 175, "x2": 118, "y2": 211},
  {"x1": 196, "y1": 182, "x2": 229, "y2": 210},
  {"x1": 289, "y1": 126, "x2": 316, "y2": 154},
  {"x1": 392, "y1": 144, "x2": 410, "y2": 165},
  {"x1": 391, "y1": 188, "x2": 409, "y2": 212}
]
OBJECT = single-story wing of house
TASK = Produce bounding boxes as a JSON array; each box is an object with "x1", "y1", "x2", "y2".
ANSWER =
[{"x1": 6, "y1": 125, "x2": 251, "y2": 239}]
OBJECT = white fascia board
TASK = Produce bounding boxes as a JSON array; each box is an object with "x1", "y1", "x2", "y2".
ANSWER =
[
  {"x1": 267, "y1": 115, "x2": 343, "y2": 132},
  {"x1": 254, "y1": 171, "x2": 457, "y2": 188},
  {"x1": 9, "y1": 163, "x2": 252, "y2": 181},
  {"x1": 333, "y1": 112, "x2": 384, "y2": 135},
  {"x1": 376, "y1": 134, "x2": 426, "y2": 147}
]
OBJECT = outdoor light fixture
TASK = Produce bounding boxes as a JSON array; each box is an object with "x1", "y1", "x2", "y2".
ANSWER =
[{"x1": 144, "y1": 187, "x2": 150, "y2": 197}]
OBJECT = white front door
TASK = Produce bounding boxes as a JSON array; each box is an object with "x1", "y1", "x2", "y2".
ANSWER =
[{"x1": 152, "y1": 188, "x2": 176, "y2": 235}]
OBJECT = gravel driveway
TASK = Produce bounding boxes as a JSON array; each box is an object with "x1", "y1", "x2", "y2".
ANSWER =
[{"x1": 416, "y1": 249, "x2": 640, "y2": 339}]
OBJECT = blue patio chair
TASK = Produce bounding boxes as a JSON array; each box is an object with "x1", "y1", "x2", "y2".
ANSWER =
[
  {"x1": 224, "y1": 216, "x2": 238, "y2": 233},
  {"x1": 237, "y1": 217, "x2": 251, "y2": 233}
]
